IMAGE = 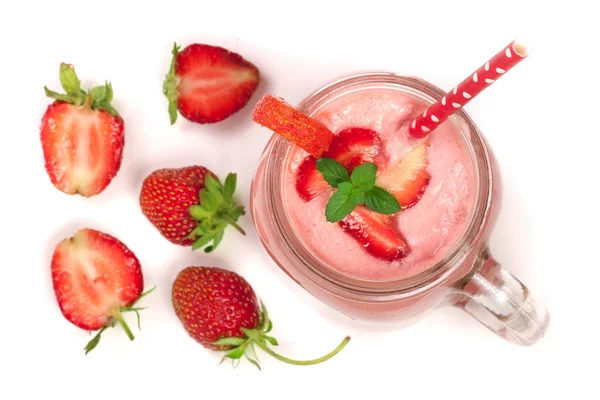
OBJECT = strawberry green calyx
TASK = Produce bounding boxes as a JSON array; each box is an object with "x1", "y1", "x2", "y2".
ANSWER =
[
  {"x1": 187, "y1": 173, "x2": 246, "y2": 253},
  {"x1": 163, "y1": 42, "x2": 181, "y2": 125},
  {"x1": 83, "y1": 285, "x2": 156, "y2": 355},
  {"x1": 213, "y1": 303, "x2": 351, "y2": 370},
  {"x1": 44, "y1": 63, "x2": 120, "y2": 117}
]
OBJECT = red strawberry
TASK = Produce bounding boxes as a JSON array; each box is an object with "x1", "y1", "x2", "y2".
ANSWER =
[
  {"x1": 139, "y1": 166, "x2": 245, "y2": 252},
  {"x1": 163, "y1": 43, "x2": 260, "y2": 125},
  {"x1": 339, "y1": 206, "x2": 410, "y2": 261},
  {"x1": 253, "y1": 94, "x2": 334, "y2": 158},
  {"x1": 295, "y1": 156, "x2": 329, "y2": 201},
  {"x1": 376, "y1": 142, "x2": 430, "y2": 208},
  {"x1": 295, "y1": 127, "x2": 384, "y2": 201},
  {"x1": 172, "y1": 266, "x2": 351, "y2": 369},
  {"x1": 326, "y1": 127, "x2": 384, "y2": 172},
  {"x1": 51, "y1": 228, "x2": 155, "y2": 354},
  {"x1": 41, "y1": 63, "x2": 124, "y2": 197}
]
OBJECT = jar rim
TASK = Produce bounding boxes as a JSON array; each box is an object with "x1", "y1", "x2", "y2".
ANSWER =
[{"x1": 251, "y1": 71, "x2": 495, "y2": 299}]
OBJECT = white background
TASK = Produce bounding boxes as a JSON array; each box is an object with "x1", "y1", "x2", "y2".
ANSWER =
[{"x1": 1, "y1": 0, "x2": 598, "y2": 398}]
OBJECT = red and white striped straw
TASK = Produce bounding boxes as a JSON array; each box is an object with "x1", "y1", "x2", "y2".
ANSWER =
[{"x1": 409, "y1": 39, "x2": 531, "y2": 138}]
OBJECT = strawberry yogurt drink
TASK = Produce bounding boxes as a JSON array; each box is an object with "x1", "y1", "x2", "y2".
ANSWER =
[
  {"x1": 282, "y1": 89, "x2": 475, "y2": 281},
  {"x1": 251, "y1": 72, "x2": 549, "y2": 346}
]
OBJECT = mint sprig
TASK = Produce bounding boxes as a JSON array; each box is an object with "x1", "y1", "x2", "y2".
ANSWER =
[
  {"x1": 187, "y1": 173, "x2": 246, "y2": 252},
  {"x1": 316, "y1": 158, "x2": 401, "y2": 222}
]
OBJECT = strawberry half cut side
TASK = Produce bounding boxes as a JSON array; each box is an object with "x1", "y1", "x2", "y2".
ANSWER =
[
  {"x1": 41, "y1": 63, "x2": 125, "y2": 197},
  {"x1": 163, "y1": 43, "x2": 260, "y2": 125},
  {"x1": 51, "y1": 228, "x2": 155, "y2": 354}
]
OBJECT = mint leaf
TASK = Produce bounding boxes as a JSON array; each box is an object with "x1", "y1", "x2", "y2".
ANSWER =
[
  {"x1": 316, "y1": 158, "x2": 349, "y2": 187},
  {"x1": 325, "y1": 191, "x2": 356, "y2": 222},
  {"x1": 365, "y1": 187, "x2": 402, "y2": 215},
  {"x1": 350, "y1": 189, "x2": 365, "y2": 205},
  {"x1": 338, "y1": 181, "x2": 353, "y2": 194},
  {"x1": 350, "y1": 162, "x2": 377, "y2": 192}
]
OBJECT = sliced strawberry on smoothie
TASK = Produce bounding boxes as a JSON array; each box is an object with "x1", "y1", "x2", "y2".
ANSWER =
[
  {"x1": 295, "y1": 127, "x2": 384, "y2": 201},
  {"x1": 339, "y1": 206, "x2": 409, "y2": 261},
  {"x1": 295, "y1": 156, "x2": 329, "y2": 201},
  {"x1": 253, "y1": 94, "x2": 334, "y2": 158},
  {"x1": 376, "y1": 142, "x2": 431, "y2": 209},
  {"x1": 326, "y1": 127, "x2": 384, "y2": 172}
]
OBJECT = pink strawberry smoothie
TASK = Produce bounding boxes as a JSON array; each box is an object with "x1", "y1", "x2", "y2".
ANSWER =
[{"x1": 282, "y1": 89, "x2": 476, "y2": 281}]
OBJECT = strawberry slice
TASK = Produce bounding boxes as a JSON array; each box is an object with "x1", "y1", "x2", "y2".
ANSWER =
[
  {"x1": 51, "y1": 228, "x2": 154, "y2": 354},
  {"x1": 326, "y1": 127, "x2": 383, "y2": 172},
  {"x1": 376, "y1": 143, "x2": 431, "y2": 209},
  {"x1": 295, "y1": 127, "x2": 384, "y2": 201},
  {"x1": 41, "y1": 63, "x2": 125, "y2": 197},
  {"x1": 339, "y1": 206, "x2": 410, "y2": 261},
  {"x1": 164, "y1": 43, "x2": 260, "y2": 125},
  {"x1": 253, "y1": 94, "x2": 334, "y2": 158},
  {"x1": 295, "y1": 156, "x2": 329, "y2": 201}
]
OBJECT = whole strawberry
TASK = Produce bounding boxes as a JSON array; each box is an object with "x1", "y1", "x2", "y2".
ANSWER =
[
  {"x1": 163, "y1": 42, "x2": 260, "y2": 125},
  {"x1": 51, "y1": 228, "x2": 155, "y2": 354},
  {"x1": 139, "y1": 166, "x2": 245, "y2": 252},
  {"x1": 41, "y1": 63, "x2": 125, "y2": 197},
  {"x1": 172, "y1": 266, "x2": 351, "y2": 369}
]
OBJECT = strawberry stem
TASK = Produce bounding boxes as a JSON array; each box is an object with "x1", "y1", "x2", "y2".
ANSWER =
[
  {"x1": 255, "y1": 336, "x2": 351, "y2": 366},
  {"x1": 113, "y1": 310, "x2": 135, "y2": 341},
  {"x1": 83, "y1": 90, "x2": 93, "y2": 110}
]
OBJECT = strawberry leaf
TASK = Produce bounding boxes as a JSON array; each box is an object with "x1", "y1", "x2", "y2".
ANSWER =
[
  {"x1": 204, "y1": 174, "x2": 224, "y2": 202},
  {"x1": 189, "y1": 205, "x2": 211, "y2": 220},
  {"x1": 226, "y1": 345, "x2": 247, "y2": 360},
  {"x1": 192, "y1": 233, "x2": 215, "y2": 250},
  {"x1": 84, "y1": 326, "x2": 107, "y2": 355},
  {"x1": 199, "y1": 189, "x2": 217, "y2": 211},
  {"x1": 265, "y1": 336, "x2": 279, "y2": 346},
  {"x1": 223, "y1": 173, "x2": 237, "y2": 199},
  {"x1": 44, "y1": 64, "x2": 120, "y2": 115},
  {"x1": 325, "y1": 191, "x2": 356, "y2": 222},
  {"x1": 163, "y1": 42, "x2": 181, "y2": 125},
  {"x1": 187, "y1": 171, "x2": 246, "y2": 252},
  {"x1": 59, "y1": 63, "x2": 84, "y2": 97},
  {"x1": 214, "y1": 337, "x2": 246, "y2": 346}
]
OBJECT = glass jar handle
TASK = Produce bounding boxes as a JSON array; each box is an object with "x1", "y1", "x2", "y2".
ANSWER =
[{"x1": 453, "y1": 247, "x2": 550, "y2": 346}]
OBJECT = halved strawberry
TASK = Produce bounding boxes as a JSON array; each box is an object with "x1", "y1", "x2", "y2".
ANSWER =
[
  {"x1": 339, "y1": 206, "x2": 409, "y2": 261},
  {"x1": 295, "y1": 127, "x2": 384, "y2": 201},
  {"x1": 164, "y1": 43, "x2": 260, "y2": 125},
  {"x1": 41, "y1": 63, "x2": 125, "y2": 197},
  {"x1": 376, "y1": 142, "x2": 430, "y2": 209},
  {"x1": 253, "y1": 94, "x2": 334, "y2": 158},
  {"x1": 51, "y1": 228, "x2": 154, "y2": 354},
  {"x1": 295, "y1": 156, "x2": 329, "y2": 201},
  {"x1": 326, "y1": 127, "x2": 383, "y2": 172}
]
